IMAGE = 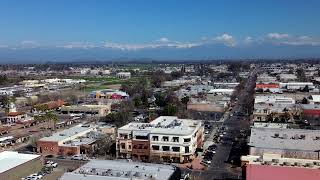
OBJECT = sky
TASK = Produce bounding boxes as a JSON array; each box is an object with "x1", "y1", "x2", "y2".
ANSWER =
[{"x1": 0, "y1": 0, "x2": 320, "y2": 62}]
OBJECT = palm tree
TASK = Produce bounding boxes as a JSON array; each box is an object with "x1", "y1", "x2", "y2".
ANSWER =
[{"x1": 44, "y1": 111, "x2": 59, "y2": 130}]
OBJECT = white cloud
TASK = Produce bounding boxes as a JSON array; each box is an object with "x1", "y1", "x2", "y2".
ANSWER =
[
  {"x1": 0, "y1": 45, "x2": 8, "y2": 48},
  {"x1": 266, "y1": 33, "x2": 320, "y2": 46},
  {"x1": 215, "y1": 33, "x2": 236, "y2": 47},
  {"x1": 267, "y1": 33, "x2": 290, "y2": 40},
  {"x1": 244, "y1": 36, "x2": 254, "y2": 44},
  {"x1": 103, "y1": 41, "x2": 201, "y2": 51},
  {"x1": 157, "y1": 37, "x2": 170, "y2": 43},
  {"x1": 57, "y1": 42, "x2": 96, "y2": 49},
  {"x1": 20, "y1": 40, "x2": 39, "y2": 48}
]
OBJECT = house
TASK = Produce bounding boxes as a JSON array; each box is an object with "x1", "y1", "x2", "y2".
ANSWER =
[
  {"x1": 116, "y1": 116, "x2": 204, "y2": 163},
  {"x1": 6, "y1": 103, "x2": 34, "y2": 124}
]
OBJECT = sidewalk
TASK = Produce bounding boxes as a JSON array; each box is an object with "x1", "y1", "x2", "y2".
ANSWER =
[{"x1": 177, "y1": 158, "x2": 207, "y2": 171}]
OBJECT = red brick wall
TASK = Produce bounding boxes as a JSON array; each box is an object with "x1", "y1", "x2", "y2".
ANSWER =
[
  {"x1": 37, "y1": 141, "x2": 80, "y2": 156},
  {"x1": 131, "y1": 140, "x2": 150, "y2": 160},
  {"x1": 37, "y1": 141, "x2": 59, "y2": 155}
]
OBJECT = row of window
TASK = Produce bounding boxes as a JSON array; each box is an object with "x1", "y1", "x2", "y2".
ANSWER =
[
  {"x1": 152, "y1": 136, "x2": 191, "y2": 143},
  {"x1": 151, "y1": 145, "x2": 190, "y2": 153}
]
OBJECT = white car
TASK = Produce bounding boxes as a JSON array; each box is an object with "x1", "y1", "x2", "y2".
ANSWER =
[
  {"x1": 202, "y1": 159, "x2": 211, "y2": 164},
  {"x1": 71, "y1": 154, "x2": 88, "y2": 160},
  {"x1": 45, "y1": 161, "x2": 58, "y2": 168}
]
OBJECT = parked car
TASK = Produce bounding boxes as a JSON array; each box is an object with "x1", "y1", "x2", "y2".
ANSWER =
[
  {"x1": 56, "y1": 155, "x2": 65, "y2": 159},
  {"x1": 71, "y1": 154, "x2": 88, "y2": 160},
  {"x1": 45, "y1": 161, "x2": 58, "y2": 168},
  {"x1": 202, "y1": 159, "x2": 211, "y2": 165}
]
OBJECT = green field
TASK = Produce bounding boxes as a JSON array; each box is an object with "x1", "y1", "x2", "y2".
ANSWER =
[{"x1": 79, "y1": 76, "x2": 145, "y2": 93}]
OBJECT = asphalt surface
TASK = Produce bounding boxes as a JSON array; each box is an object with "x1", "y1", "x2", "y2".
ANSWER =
[{"x1": 198, "y1": 69, "x2": 257, "y2": 180}]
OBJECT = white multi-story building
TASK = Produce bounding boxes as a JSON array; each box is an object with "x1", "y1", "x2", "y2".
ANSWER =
[{"x1": 116, "y1": 116, "x2": 204, "y2": 163}]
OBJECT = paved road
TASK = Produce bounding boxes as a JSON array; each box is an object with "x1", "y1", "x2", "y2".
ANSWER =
[{"x1": 198, "y1": 69, "x2": 257, "y2": 180}]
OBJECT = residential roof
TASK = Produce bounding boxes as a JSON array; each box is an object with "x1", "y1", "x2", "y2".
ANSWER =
[
  {"x1": 0, "y1": 151, "x2": 40, "y2": 173},
  {"x1": 60, "y1": 159, "x2": 176, "y2": 180},
  {"x1": 249, "y1": 127, "x2": 320, "y2": 152},
  {"x1": 7, "y1": 111, "x2": 25, "y2": 116}
]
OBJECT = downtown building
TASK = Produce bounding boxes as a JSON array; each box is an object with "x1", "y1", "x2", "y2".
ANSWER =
[
  {"x1": 116, "y1": 116, "x2": 204, "y2": 163},
  {"x1": 241, "y1": 153, "x2": 320, "y2": 180}
]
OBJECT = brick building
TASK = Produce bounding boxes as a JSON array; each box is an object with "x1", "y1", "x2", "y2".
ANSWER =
[{"x1": 37, "y1": 124, "x2": 98, "y2": 156}]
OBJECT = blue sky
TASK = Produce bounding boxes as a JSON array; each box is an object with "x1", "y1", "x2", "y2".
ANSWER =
[{"x1": 0, "y1": 0, "x2": 320, "y2": 61}]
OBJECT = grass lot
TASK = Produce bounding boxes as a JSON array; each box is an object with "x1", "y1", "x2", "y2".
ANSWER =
[{"x1": 80, "y1": 76, "x2": 145, "y2": 93}]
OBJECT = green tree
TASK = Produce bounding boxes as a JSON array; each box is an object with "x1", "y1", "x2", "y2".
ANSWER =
[
  {"x1": 181, "y1": 96, "x2": 190, "y2": 110},
  {"x1": 133, "y1": 96, "x2": 143, "y2": 107},
  {"x1": 163, "y1": 104, "x2": 177, "y2": 116},
  {"x1": 44, "y1": 111, "x2": 59, "y2": 130},
  {"x1": 155, "y1": 93, "x2": 167, "y2": 107}
]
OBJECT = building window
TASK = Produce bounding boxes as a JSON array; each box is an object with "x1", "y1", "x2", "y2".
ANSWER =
[
  {"x1": 184, "y1": 138, "x2": 191, "y2": 143},
  {"x1": 152, "y1": 145, "x2": 160, "y2": 150},
  {"x1": 128, "y1": 145, "x2": 131, "y2": 149},
  {"x1": 172, "y1": 137, "x2": 179, "y2": 142},
  {"x1": 135, "y1": 135, "x2": 148, "y2": 140},
  {"x1": 120, "y1": 134, "x2": 128, "y2": 139},
  {"x1": 152, "y1": 136, "x2": 159, "y2": 141},
  {"x1": 172, "y1": 147, "x2": 180, "y2": 152},
  {"x1": 163, "y1": 136, "x2": 169, "y2": 142},
  {"x1": 121, "y1": 143, "x2": 125, "y2": 149},
  {"x1": 162, "y1": 146, "x2": 170, "y2": 151},
  {"x1": 185, "y1": 146, "x2": 190, "y2": 153}
]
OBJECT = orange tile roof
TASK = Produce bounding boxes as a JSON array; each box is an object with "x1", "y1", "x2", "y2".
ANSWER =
[
  {"x1": 256, "y1": 84, "x2": 279, "y2": 89},
  {"x1": 7, "y1": 112, "x2": 25, "y2": 116}
]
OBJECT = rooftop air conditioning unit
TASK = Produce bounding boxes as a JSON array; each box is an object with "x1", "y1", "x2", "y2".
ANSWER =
[
  {"x1": 283, "y1": 162, "x2": 291, "y2": 166},
  {"x1": 294, "y1": 162, "x2": 302, "y2": 167}
]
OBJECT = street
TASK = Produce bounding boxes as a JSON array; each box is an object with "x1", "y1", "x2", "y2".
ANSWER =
[{"x1": 197, "y1": 69, "x2": 257, "y2": 180}]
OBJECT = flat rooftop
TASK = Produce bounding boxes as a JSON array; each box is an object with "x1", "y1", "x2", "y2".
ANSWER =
[
  {"x1": 39, "y1": 124, "x2": 96, "y2": 142},
  {"x1": 253, "y1": 123, "x2": 288, "y2": 129},
  {"x1": 249, "y1": 127, "x2": 320, "y2": 151},
  {"x1": 119, "y1": 116, "x2": 201, "y2": 135},
  {"x1": 254, "y1": 95, "x2": 295, "y2": 104},
  {"x1": 60, "y1": 159, "x2": 176, "y2": 180},
  {"x1": 0, "y1": 151, "x2": 40, "y2": 173},
  {"x1": 242, "y1": 154, "x2": 320, "y2": 169}
]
